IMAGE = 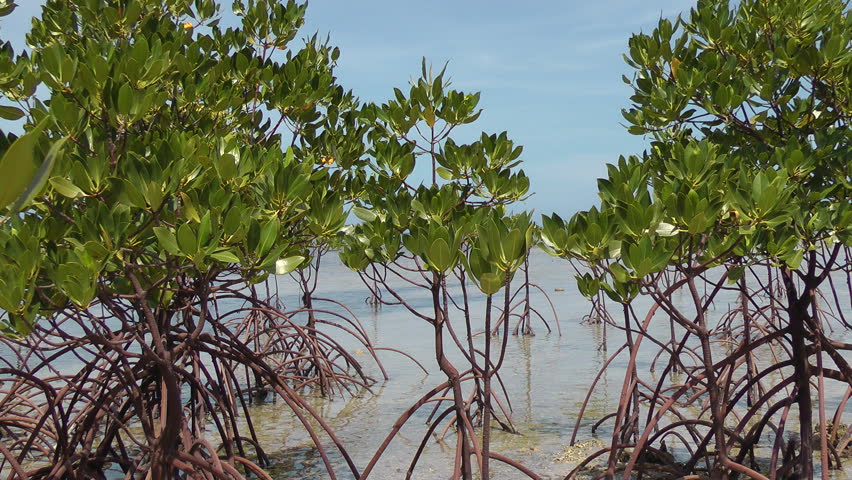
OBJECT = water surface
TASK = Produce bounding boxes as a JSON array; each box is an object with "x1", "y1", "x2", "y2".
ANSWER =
[{"x1": 252, "y1": 250, "x2": 852, "y2": 479}]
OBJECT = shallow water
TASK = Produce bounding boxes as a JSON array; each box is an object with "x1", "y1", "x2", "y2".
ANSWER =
[
  {"x1": 1, "y1": 249, "x2": 850, "y2": 479},
  {"x1": 244, "y1": 250, "x2": 852, "y2": 479}
]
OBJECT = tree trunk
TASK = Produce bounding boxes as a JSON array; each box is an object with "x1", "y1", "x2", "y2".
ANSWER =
[
  {"x1": 782, "y1": 267, "x2": 813, "y2": 479},
  {"x1": 432, "y1": 273, "x2": 472, "y2": 479}
]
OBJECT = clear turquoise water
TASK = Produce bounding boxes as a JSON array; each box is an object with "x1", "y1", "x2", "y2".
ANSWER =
[
  {"x1": 2, "y1": 249, "x2": 850, "y2": 479},
  {"x1": 247, "y1": 250, "x2": 852, "y2": 479}
]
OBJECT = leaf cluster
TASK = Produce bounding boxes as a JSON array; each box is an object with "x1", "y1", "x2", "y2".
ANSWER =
[
  {"x1": 542, "y1": 0, "x2": 852, "y2": 303},
  {"x1": 339, "y1": 60, "x2": 535, "y2": 297},
  {"x1": 0, "y1": 0, "x2": 361, "y2": 335}
]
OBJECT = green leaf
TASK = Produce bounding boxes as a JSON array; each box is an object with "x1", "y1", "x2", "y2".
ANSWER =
[
  {"x1": 49, "y1": 176, "x2": 85, "y2": 198},
  {"x1": 10, "y1": 137, "x2": 66, "y2": 213},
  {"x1": 784, "y1": 249, "x2": 804, "y2": 270},
  {"x1": 478, "y1": 272, "x2": 504, "y2": 295},
  {"x1": 275, "y1": 255, "x2": 305, "y2": 275},
  {"x1": 352, "y1": 206, "x2": 377, "y2": 222},
  {"x1": 56, "y1": 260, "x2": 97, "y2": 306},
  {"x1": 223, "y1": 206, "x2": 243, "y2": 236},
  {"x1": 197, "y1": 211, "x2": 212, "y2": 248},
  {"x1": 153, "y1": 227, "x2": 180, "y2": 255},
  {"x1": 117, "y1": 83, "x2": 133, "y2": 116},
  {"x1": 177, "y1": 223, "x2": 196, "y2": 256},
  {"x1": 428, "y1": 237, "x2": 452, "y2": 272},
  {"x1": 610, "y1": 263, "x2": 631, "y2": 283},
  {"x1": 0, "y1": 118, "x2": 49, "y2": 211},
  {"x1": 211, "y1": 250, "x2": 241, "y2": 264},
  {"x1": 180, "y1": 192, "x2": 200, "y2": 223},
  {"x1": 0, "y1": 106, "x2": 24, "y2": 121},
  {"x1": 0, "y1": 1, "x2": 17, "y2": 17},
  {"x1": 655, "y1": 222, "x2": 679, "y2": 237},
  {"x1": 436, "y1": 167, "x2": 454, "y2": 181},
  {"x1": 257, "y1": 218, "x2": 279, "y2": 256}
]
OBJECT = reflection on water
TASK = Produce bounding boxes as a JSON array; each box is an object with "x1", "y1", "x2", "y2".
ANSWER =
[{"x1": 235, "y1": 250, "x2": 852, "y2": 479}]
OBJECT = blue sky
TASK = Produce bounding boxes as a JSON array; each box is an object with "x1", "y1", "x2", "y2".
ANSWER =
[{"x1": 1, "y1": 0, "x2": 691, "y2": 217}]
